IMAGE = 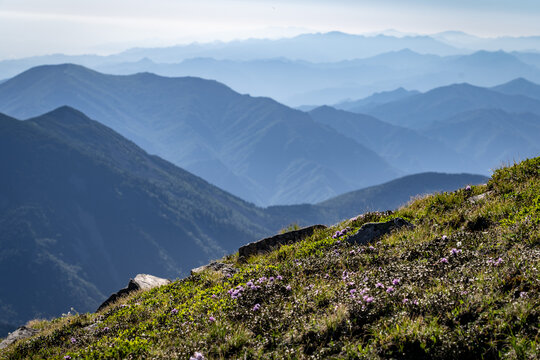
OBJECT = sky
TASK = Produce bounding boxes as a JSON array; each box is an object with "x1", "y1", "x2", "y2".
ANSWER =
[{"x1": 1, "y1": 0, "x2": 540, "y2": 59}]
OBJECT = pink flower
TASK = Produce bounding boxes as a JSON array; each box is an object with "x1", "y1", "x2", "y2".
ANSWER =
[
  {"x1": 252, "y1": 303, "x2": 261, "y2": 311},
  {"x1": 392, "y1": 278, "x2": 400, "y2": 285},
  {"x1": 208, "y1": 316, "x2": 215, "y2": 322},
  {"x1": 440, "y1": 257, "x2": 449, "y2": 264},
  {"x1": 375, "y1": 282, "x2": 384, "y2": 288},
  {"x1": 190, "y1": 352, "x2": 205, "y2": 360},
  {"x1": 386, "y1": 287, "x2": 394, "y2": 293}
]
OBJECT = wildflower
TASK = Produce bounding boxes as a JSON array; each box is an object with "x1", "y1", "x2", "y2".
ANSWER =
[
  {"x1": 442, "y1": 235, "x2": 448, "y2": 241},
  {"x1": 392, "y1": 278, "x2": 400, "y2": 285},
  {"x1": 368, "y1": 245, "x2": 376, "y2": 251},
  {"x1": 171, "y1": 308, "x2": 178, "y2": 315},
  {"x1": 520, "y1": 292, "x2": 528, "y2": 298},
  {"x1": 257, "y1": 277, "x2": 267, "y2": 283},
  {"x1": 456, "y1": 241, "x2": 462, "y2": 247},
  {"x1": 450, "y1": 248, "x2": 462, "y2": 255},
  {"x1": 440, "y1": 257, "x2": 449, "y2": 264},
  {"x1": 494, "y1": 257, "x2": 503, "y2": 266},
  {"x1": 386, "y1": 287, "x2": 394, "y2": 293},
  {"x1": 350, "y1": 250, "x2": 355, "y2": 255},
  {"x1": 276, "y1": 275, "x2": 283, "y2": 281},
  {"x1": 269, "y1": 277, "x2": 275, "y2": 282},
  {"x1": 211, "y1": 294, "x2": 217, "y2": 299},
  {"x1": 209, "y1": 316, "x2": 215, "y2": 322},
  {"x1": 70, "y1": 337, "x2": 76, "y2": 344},
  {"x1": 364, "y1": 296, "x2": 374, "y2": 303},
  {"x1": 246, "y1": 281, "x2": 254, "y2": 287},
  {"x1": 190, "y1": 352, "x2": 205, "y2": 360},
  {"x1": 252, "y1": 303, "x2": 261, "y2": 311},
  {"x1": 413, "y1": 299, "x2": 419, "y2": 305},
  {"x1": 375, "y1": 282, "x2": 384, "y2": 288},
  {"x1": 103, "y1": 327, "x2": 110, "y2": 332},
  {"x1": 64, "y1": 356, "x2": 72, "y2": 360},
  {"x1": 402, "y1": 298, "x2": 409, "y2": 304},
  {"x1": 324, "y1": 273, "x2": 330, "y2": 279},
  {"x1": 286, "y1": 285, "x2": 292, "y2": 291},
  {"x1": 350, "y1": 289, "x2": 357, "y2": 295},
  {"x1": 465, "y1": 185, "x2": 472, "y2": 191}
]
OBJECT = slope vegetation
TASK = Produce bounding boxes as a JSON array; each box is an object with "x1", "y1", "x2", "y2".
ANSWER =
[{"x1": 3, "y1": 157, "x2": 538, "y2": 359}]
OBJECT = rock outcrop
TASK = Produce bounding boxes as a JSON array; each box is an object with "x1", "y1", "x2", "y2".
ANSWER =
[
  {"x1": 346, "y1": 218, "x2": 413, "y2": 245},
  {"x1": 0, "y1": 326, "x2": 39, "y2": 349},
  {"x1": 191, "y1": 262, "x2": 238, "y2": 277},
  {"x1": 97, "y1": 274, "x2": 171, "y2": 312},
  {"x1": 238, "y1": 225, "x2": 327, "y2": 262}
]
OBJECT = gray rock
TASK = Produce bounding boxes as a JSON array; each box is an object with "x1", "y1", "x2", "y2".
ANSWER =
[
  {"x1": 238, "y1": 224, "x2": 327, "y2": 262},
  {"x1": 0, "y1": 326, "x2": 39, "y2": 349},
  {"x1": 468, "y1": 191, "x2": 492, "y2": 204},
  {"x1": 346, "y1": 218, "x2": 413, "y2": 246},
  {"x1": 191, "y1": 261, "x2": 238, "y2": 277},
  {"x1": 97, "y1": 274, "x2": 171, "y2": 312}
]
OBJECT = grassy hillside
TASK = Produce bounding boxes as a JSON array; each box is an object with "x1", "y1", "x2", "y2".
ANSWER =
[{"x1": 2, "y1": 157, "x2": 539, "y2": 359}]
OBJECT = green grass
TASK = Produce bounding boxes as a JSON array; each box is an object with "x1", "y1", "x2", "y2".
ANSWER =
[{"x1": 2, "y1": 158, "x2": 539, "y2": 359}]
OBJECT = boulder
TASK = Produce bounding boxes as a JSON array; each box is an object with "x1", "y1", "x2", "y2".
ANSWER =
[
  {"x1": 347, "y1": 218, "x2": 413, "y2": 245},
  {"x1": 97, "y1": 274, "x2": 171, "y2": 312},
  {"x1": 238, "y1": 224, "x2": 327, "y2": 262},
  {"x1": 191, "y1": 261, "x2": 238, "y2": 277},
  {"x1": 0, "y1": 326, "x2": 39, "y2": 349}
]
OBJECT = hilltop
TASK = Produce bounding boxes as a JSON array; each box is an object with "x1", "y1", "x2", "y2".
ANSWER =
[{"x1": 2, "y1": 157, "x2": 538, "y2": 359}]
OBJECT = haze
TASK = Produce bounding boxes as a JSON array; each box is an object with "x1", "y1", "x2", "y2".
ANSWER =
[{"x1": 1, "y1": 0, "x2": 540, "y2": 59}]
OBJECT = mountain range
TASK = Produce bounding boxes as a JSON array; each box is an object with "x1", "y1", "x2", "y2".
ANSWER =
[
  {"x1": 0, "y1": 64, "x2": 398, "y2": 206},
  {"x1": 2, "y1": 31, "x2": 540, "y2": 105},
  {"x1": 0, "y1": 106, "x2": 487, "y2": 335}
]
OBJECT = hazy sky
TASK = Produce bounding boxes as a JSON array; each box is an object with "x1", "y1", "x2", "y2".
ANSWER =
[{"x1": 1, "y1": 0, "x2": 539, "y2": 59}]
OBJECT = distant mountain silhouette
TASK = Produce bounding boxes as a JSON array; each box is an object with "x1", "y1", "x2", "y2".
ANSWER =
[
  {"x1": 267, "y1": 172, "x2": 488, "y2": 226},
  {"x1": 423, "y1": 109, "x2": 540, "y2": 173},
  {"x1": 0, "y1": 64, "x2": 397, "y2": 205},
  {"x1": 307, "y1": 106, "x2": 478, "y2": 174},
  {"x1": 366, "y1": 82, "x2": 540, "y2": 129},
  {"x1": 334, "y1": 88, "x2": 420, "y2": 113},
  {"x1": 491, "y1": 77, "x2": 540, "y2": 100}
]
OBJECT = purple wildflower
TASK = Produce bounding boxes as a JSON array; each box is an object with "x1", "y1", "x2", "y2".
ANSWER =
[
  {"x1": 364, "y1": 296, "x2": 374, "y2": 303},
  {"x1": 368, "y1": 245, "x2": 376, "y2": 251},
  {"x1": 190, "y1": 352, "x2": 205, "y2": 360},
  {"x1": 64, "y1": 356, "x2": 72, "y2": 360},
  {"x1": 386, "y1": 287, "x2": 394, "y2": 293},
  {"x1": 442, "y1": 235, "x2": 448, "y2": 241},
  {"x1": 269, "y1": 277, "x2": 275, "y2": 282},
  {"x1": 246, "y1": 281, "x2": 253, "y2": 287},
  {"x1": 252, "y1": 303, "x2": 261, "y2": 311},
  {"x1": 403, "y1": 298, "x2": 409, "y2": 304},
  {"x1": 276, "y1": 275, "x2": 283, "y2": 281},
  {"x1": 413, "y1": 299, "x2": 419, "y2": 305},
  {"x1": 286, "y1": 285, "x2": 292, "y2": 291},
  {"x1": 211, "y1": 294, "x2": 217, "y2": 299},
  {"x1": 392, "y1": 278, "x2": 400, "y2": 285},
  {"x1": 208, "y1": 316, "x2": 215, "y2": 322},
  {"x1": 450, "y1": 248, "x2": 462, "y2": 255},
  {"x1": 171, "y1": 308, "x2": 178, "y2": 314},
  {"x1": 70, "y1": 337, "x2": 76, "y2": 344},
  {"x1": 375, "y1": 282, "x2": 384, "y2": 288},
  {"x1": 465, "y1": 185, "x2": 472, "y2": 191},
  {"x1": 350, "y1": 289, "x2": 357, "y2": 294},
  {"x1": 520, "y1": 292, "x2": 528, "y2": 298},
  {"x1": 103, "y1": 327, "x2": 110, "y2": 332},
  {"x1": 440, "y1": 257, "x2": 449, "y2": 264}
]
